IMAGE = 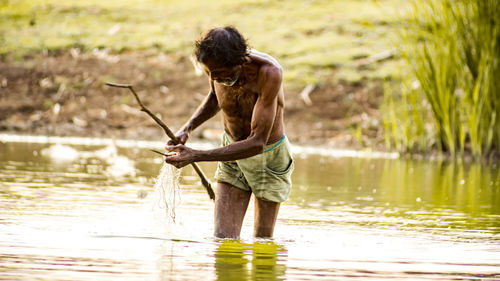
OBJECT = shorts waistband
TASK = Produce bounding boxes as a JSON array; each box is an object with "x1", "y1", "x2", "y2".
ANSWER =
[{"x1": 224, "y1": 132, "x2": 286, "y2": 153}]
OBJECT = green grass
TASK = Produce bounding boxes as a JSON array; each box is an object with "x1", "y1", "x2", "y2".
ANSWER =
[
  {"x1": 384, "y1": 0, "x2": 500, "y2": 158},
  {"x1": 0, "y1": 0, "x2": 403, "y2": 87}
]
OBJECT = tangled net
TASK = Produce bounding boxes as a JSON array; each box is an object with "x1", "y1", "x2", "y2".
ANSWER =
[{"x1": 152, "y1": 163, "x2": 182, "y2": 222}]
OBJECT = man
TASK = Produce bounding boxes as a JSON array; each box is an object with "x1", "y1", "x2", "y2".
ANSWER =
[{"x1": 164, "y1": 26, "x2": 293, "y2": 239}]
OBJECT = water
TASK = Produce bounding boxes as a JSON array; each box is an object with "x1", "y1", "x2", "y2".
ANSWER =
[{"x1": 0, "y1": 135, "x2": 499, "y2": 280}]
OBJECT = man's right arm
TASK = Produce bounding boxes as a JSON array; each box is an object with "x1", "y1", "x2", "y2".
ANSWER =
[{"x1": 173, "y1": 81, "x2": 220, "y2": 144}]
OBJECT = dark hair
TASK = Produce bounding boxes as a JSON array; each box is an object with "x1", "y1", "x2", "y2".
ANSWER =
[{"x1": 194, "y1": 26, "x2": 249, "y2": 67}]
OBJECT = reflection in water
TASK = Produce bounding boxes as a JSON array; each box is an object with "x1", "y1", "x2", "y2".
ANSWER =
[
  {"x1": 40, "y1": 143, "x2": 137, "y2": 178},
  {"x1": 215, "y1": 240, "x2": 286, "y2": 281},
  {"x1": 289, "y1": 154, "x2": 500, "y2": 237},
  {"x1": 0, "y1": 137, "x2": 499, "y2": 280},
  {"x1": 381, "y1": 160, "x2": 498, "y2": 219}
]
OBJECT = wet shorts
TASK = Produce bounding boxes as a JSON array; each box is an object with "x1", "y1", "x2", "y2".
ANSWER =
[{"x1": 214, "y1": 133, "x2": 294, "y2": 203}]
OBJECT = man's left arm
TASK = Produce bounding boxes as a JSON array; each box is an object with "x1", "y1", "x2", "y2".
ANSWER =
[{"x1": 164, "y1": 65, "x2": 282, "y2": 168}]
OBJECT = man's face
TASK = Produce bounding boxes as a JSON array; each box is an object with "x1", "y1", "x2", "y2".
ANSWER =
[{"x1": 201, "y1": 60, "x2": 242, "y2": 87}]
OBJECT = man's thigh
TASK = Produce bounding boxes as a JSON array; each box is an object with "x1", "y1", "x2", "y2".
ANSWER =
[
  {"x1": 214, "y1": 182, "x2": 251, "y2": 238},
  {"x1": 254, "y1": 197, "x2": 280, "y2": 238}
]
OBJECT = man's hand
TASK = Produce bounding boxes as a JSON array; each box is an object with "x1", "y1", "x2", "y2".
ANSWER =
[
  {"x1": 167, "y1": 129, "x2": 189, "y2": 146},
  {"x1": 164, "y1": 144, "x2": 198, "y2": 168}
]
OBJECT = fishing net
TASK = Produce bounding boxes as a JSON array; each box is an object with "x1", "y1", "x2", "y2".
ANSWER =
[{"x1": 152, "y1": 163, "x2": 182, "y2": 222}]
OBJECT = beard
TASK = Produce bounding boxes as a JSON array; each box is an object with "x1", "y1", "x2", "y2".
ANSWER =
[{"x1": 216, "y1": 68, "x2": 241, "y2": 87}]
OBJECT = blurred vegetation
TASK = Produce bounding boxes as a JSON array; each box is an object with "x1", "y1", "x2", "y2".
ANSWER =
[
  {"x1": 383, "y1": 0, "x2": 500, "y2": 158},
  {"x1": 0, "y1": 0, "x2": 402, "y2": 88}
]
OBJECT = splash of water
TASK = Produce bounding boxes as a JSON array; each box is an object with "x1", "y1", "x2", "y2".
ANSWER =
[{"x1": 152, "y1": 163, "x2": 182, "y2": 223}]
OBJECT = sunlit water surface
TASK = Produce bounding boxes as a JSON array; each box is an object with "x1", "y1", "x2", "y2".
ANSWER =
[{"x1": 0, "y1": 135, "x2": 499, "y2": 280}]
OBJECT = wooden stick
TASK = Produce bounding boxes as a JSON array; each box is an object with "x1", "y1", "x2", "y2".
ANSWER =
[{"x1": 105, "y1": 82, "x2": 215, "y2": 200}]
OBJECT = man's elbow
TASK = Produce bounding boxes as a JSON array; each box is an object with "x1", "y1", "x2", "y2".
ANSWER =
[{"x1": 249, "y1": 137, "x2": 267, "y2": 155}]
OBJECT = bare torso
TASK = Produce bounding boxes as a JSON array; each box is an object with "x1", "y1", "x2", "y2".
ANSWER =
[{"x1": 213, "y1": 51, "x2": 285, "y2": 144}]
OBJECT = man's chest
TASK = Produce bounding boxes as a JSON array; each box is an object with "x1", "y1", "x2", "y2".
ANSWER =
[{"x1": 215, "y1": 84, "x2": 259, "y2": 118}]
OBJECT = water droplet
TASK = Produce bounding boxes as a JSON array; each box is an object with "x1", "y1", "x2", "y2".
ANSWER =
[
  {"x1": 460, "y1": 180, "x2": 465, "y2": 185},
  {"x1": 416, "y1": 197, "x2": 422, "y2": 202}
]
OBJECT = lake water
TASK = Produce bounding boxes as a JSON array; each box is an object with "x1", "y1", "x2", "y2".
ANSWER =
[{"x1": 0, "y1": 135, "x2": 499, "y2": 280}]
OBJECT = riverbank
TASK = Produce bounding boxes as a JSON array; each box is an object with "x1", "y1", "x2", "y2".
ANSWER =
[
  {"x1": 1, "y1": 0, "x2": 404, "y2": 151},
  {"x1": 0, "y1": 50, "x2": 385, "y2": 150}
]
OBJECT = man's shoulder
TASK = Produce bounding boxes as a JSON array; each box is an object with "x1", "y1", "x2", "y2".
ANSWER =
[
  {"x1": 249, "y1": 50, "x2": 282, "y2": 72},
  {"x1": 259, "y1": 63, "x2": 282, "y2": 85},
  {"x1": 249, "y1": 53, "x2": 281, "y2": 84}
]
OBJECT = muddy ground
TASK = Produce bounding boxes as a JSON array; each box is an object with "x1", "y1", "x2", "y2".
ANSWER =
[{"x1": 0, "y1": 50, "x2": 385, "y2": 149}]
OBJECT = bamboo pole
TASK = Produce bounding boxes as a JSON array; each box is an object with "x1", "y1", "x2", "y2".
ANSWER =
[{"x1": 105, "y1": 82, "x2": 215, "y2": 200}]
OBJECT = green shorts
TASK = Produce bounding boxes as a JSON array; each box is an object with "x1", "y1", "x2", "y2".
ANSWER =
[{"x1": 214, "y1": 133, "x2": 294, "y2": 203}]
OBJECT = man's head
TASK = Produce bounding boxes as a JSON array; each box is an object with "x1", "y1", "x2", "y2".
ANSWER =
[{"x1": 194, "y1": 26, "x2": 249, "y2": 86}]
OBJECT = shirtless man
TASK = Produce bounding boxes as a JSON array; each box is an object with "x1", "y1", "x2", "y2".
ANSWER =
[{"x1": 164, "y1": 26, "x2": 294, "y2": 239}]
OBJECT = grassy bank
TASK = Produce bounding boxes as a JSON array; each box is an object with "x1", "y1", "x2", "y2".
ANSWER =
[
  {"x1": 383, "y1": 0, "x2": 500, "y2": 158},
  {"x1": 0, "y1": 0, "x2": 402, "y2": 88}
]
